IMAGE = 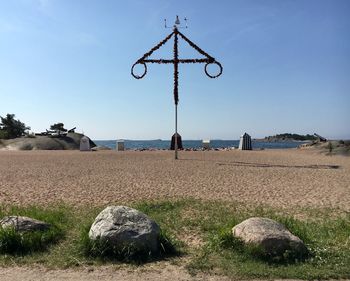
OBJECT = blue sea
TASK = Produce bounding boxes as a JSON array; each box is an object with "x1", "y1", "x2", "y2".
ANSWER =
[{"x1": 93, "y1": 140, "x2": 305, "y2": 150}]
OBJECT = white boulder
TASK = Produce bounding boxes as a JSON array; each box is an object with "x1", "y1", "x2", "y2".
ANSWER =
[{"x1": 89, "y1": 206, "x2": 160, "y2": 252}]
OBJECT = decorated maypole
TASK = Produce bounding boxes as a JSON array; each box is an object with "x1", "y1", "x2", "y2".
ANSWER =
[{"x1": 131, "y1": 16, "x2": 222, "y2": 159}]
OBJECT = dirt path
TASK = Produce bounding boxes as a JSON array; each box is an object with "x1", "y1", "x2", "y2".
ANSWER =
[
  {"x1": 0, "y1": 264, "x2": 231, "y2": 281},
  {"x1": 1, "y1": 266, "x2": 346, "y2": 281}
]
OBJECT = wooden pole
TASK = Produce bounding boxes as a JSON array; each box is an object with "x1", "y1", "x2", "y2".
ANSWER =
[
  {"x1": 175, "y1": 104, "x2": 178, "y2": 159},
  {"x1": 174, "y1": 27, "x2": 179, "y2": 160}
]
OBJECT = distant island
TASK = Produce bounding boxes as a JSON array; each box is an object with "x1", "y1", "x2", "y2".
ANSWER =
[{"x1": 261, "y1": 133, "x2": 318, "y2": 142}]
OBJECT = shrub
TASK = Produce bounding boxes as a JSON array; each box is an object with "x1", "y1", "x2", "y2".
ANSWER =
[{"x1": 328, "y1": 142, "x2": 333, "y2": 153}]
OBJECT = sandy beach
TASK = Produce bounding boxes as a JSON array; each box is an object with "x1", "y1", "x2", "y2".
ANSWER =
[
  {"x1": 0, "y1": 149, "x2": 349, "y2": 280},
  {"x1": 0, "y1": 149, "x2": 349, "y2": 211}
]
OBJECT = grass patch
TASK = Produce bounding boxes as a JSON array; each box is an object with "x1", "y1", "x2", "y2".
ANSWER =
[
  {"x1": 0, "y1": 199, "x2": 349, "y2": 279},
  {"x1": 0, "y1": 205, "x2": 67, "y2": 255},
  {"x1": 184, "y1": 201, "x2": 350, "y2": 279},
  {"x1": 0, "y1": 226, "x2": 61, "y2": 255},
  {"x1": 205, "y1": 225, "x2": 309, "y2": 266}
]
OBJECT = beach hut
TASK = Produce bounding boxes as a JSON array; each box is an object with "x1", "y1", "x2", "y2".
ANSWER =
[
  {"x1": 239, "y1": 133, "x2": 252, "y2": 150},
  {"x1": 116, "y1": 140, "x2": 125, "y2": 151},
  {"x1": 202, "y1": 140, "x2": 210, "y2": 150},
  {"x1": 80, "y1": 136, "x2": 91, "y2": 151},
  {"x1": 170, "y1": 133, "x2": 183, "y2": 150}
]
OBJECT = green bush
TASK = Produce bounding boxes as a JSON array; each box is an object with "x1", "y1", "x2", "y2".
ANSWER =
[{"x1": 0, "y1": 130, "x2": 8, "y2": 140}]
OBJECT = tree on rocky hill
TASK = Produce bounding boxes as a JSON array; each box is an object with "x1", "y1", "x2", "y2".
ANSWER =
[
  {"x1": 50, "y1": 123, "x2": 67, "y2": 134},
  {"x1": 0, "y1": 114, "x2": 30, "y2": 139},
  {"x1": 50, "y1": 123, "x2": 67, "y2": 132}
]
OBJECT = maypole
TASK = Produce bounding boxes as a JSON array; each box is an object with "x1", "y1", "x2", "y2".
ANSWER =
[{"x1": 131, "y1": 16, "x2": 223, "y2": 159}]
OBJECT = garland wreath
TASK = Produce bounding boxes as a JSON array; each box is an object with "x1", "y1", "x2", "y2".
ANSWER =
[{"x1": 131, "y1": 27, "x2": 223, "y2": 103}]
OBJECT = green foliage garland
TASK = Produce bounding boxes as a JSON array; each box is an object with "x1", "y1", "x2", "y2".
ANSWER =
[{"x1": 131, "y1": 26, "x2": 223, "y2": 105}]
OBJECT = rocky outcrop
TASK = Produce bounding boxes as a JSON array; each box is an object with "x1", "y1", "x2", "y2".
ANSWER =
[
  {"x1": 0, "y1": 216, "x2": 51, "y2": 232},
  {"x1": 92, "y1": 145, "x2": 111, "y2": 151},
  {"x1": 89, "y1": 206, "x2": 160, "y2": 253},
  {"x1": 232, "y1": 217, "x2": 309, "y2": 259},
  {"x1": 298, "y1": 140, "x2": 350, "y2": 156},
  {"x1": 0, "y1": 133, "x2": 96, "y2": 151}
]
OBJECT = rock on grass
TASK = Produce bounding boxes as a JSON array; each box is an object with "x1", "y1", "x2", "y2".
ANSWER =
[
  {"x1": 232, "y1": 217, "x2": 309, "y2": 260},
  {"x1": 0, "y1": 216, "x2": 51, "y2": 232},
  {"x1": 89, "y1": 206, "x2": 160, "y2": 253}
]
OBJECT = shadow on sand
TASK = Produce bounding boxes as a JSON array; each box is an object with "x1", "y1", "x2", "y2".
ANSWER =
[{"x1": 178, "y1": 159, "x2": 340, "y2": 170}]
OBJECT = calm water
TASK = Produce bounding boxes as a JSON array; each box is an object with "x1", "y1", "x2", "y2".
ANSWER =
[{"x1": 94, "y1": 140, "x2": 305, "y2": 150}]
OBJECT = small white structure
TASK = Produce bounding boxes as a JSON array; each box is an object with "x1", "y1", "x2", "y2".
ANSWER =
[
  {"x1": 116, "y1": 140, "x2": 125, "y2": 151},
  {"x1": 239, "y1": 133, "x2": 252, "y2": 150},
  {"x1": 202, "y1": 140, "x2": 210, "y2": 150},
  {"x1": 80, "y1": 136, "x2": 91, "y2": 151}
]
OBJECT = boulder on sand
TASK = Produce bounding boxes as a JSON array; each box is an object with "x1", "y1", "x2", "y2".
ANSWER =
[
  {"x1": 91, "y1": 145, "x2": 111, "y2": 151},
  {"x1": 0, "y1": 216, "x2": 51, "y2": 232},
  {"x1": 89, "y1": 206, "x2": 160, "y2": 253},
  {"x1": 232, "y1": 217, "x2": 309, "y2": 259}
]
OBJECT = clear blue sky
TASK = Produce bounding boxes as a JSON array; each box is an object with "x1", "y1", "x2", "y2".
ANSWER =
[{"x1": 1, "y1": 0, "x2": 349, "y2": 140}]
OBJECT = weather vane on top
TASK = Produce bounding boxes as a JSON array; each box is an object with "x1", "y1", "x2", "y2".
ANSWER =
[
  {"x1": 164, "y1": 15, "x2": 188, "y2": 29},
  {"x1": 131, "y1": 15, "x2": 223, "y2": 160}
]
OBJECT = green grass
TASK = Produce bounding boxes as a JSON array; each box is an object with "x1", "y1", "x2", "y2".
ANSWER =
[
  {"x1": 0, "y1": 226, "x2": 61, "y2": 254},
  {"x1": 181, "y1": 201, "x2": 350, "y2": 279},
  {"x1": 0, "y1": 205, "x2": 67, "y2": 255},
  {"x1": 0, "y1": 199, "x2": 349, "y2": 279}
]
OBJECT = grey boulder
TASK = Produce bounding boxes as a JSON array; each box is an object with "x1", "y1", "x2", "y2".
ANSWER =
[
  {"x1": 91, "y1": 145, "x2": 111, "y2": 151},
  {"x1": 89, "y1": 206, "x2": 160, "y2": 252},
  {"x1": 0, "y1": 133, "x2": 96, "y2": 151},
  {"x1": 232, "y1": 217, "x2": 308, "y2": 258},
  {"x1": 0, "y1": 216, "x2": 51, "y2": 232}
]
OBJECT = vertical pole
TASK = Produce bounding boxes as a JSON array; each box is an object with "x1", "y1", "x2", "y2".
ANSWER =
[
  {"x1": 174, "y1": 27, "x2": 179, "y2": 160},
  {"x1": 175, "y1": 104, "x2": 178, "y2": 159}
]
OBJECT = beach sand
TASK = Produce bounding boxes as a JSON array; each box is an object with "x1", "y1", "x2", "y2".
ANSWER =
[
  {"x1": 0, "y1": 149, "x2": 349, "y2": 281},
  {"x1": 0, "y1": 149, "x2": 349, "y2": 211}
]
